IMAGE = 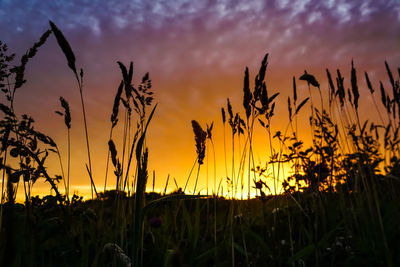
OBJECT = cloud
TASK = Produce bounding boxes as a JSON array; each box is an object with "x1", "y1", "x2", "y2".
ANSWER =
[
  {"x1": 2, "y1": 0, "x2": 399, "y2": 90},
  {"x1": 1, "y1": 0, "x2": 398, "y2": 33}
]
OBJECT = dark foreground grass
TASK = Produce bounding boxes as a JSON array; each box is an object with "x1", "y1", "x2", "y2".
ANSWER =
[{"x1": 1, "y1": 189, "x2": 399, "y2": 266}]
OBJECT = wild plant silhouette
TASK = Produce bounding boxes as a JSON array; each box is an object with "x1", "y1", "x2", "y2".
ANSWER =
[{"x1": 0, "y1": 22, "x2": 399, "y2": 267}]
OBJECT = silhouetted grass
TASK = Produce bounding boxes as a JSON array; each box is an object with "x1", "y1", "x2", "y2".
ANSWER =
[{"x1": 0, "y1": 23, "x2": 399, "y2": 267}]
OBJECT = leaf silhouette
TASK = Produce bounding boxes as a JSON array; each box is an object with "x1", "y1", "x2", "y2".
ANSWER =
[
  {"x1": 268, "y1": 92, "x2": 279, "y2": 104},
  {"x1": 49, "y1": 21, "x2": 76, "y2": 73},
  {"x1": 361, "y1": 120, "x2": 368, "y2": 136},
  {"x1": 295, "y1": 97, "x2": 310, "y2": 114},
  {"x1": 136, "y1": 105, "x2": 157, "y2": 163},
  {"x1": 270, "y1": 102, "x2": 276, "y2": 117},
  {"x1": 0, "y1": 103, "x2": 13, "y2": 116},
  {"x1": 206, "y1": 122, "x2": 213, "y2": 139}
]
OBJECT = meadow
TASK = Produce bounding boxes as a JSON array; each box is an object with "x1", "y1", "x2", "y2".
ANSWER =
[{"x1": 0, "y1": 22, "x2": 399, "y2": 266}]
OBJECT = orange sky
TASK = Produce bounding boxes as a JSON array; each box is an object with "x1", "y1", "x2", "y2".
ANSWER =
[{"x1": 1, "y1": 0, "x2": 400, "y2": 200}]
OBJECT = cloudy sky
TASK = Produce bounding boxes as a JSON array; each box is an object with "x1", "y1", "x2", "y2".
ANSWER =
[{"x1": 1, "y1": 0, "x2": 399, "y2": 198}]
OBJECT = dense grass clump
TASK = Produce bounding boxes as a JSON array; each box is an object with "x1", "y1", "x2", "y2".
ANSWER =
[{"x1": 0, "y1": 23, "x2": 399, "y2": 266}]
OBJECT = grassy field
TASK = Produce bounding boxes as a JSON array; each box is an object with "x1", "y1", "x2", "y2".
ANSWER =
[{"x1": 0, "y1": 22, "x2": 399, "y2": 266}]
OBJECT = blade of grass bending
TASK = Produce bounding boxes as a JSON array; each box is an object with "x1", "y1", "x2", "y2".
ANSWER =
[
  {"x1": 135, "y1": 104, "x2": 157, "y2": 161},
  {"x1": 85, "y1": 164, "x2": 98, "y2": 199},
  {"x1": 122, "y1": 131, "x2": 139, "y2": 191},
  {"x1": 163, "y1": 174, "x2": 170, "y2": 195},
  {"x1": 295, "y1": 97, "x2": 310, "y2": 115},
  {"x1": 183, "y1": 158, "x2": 197, "y2": 193},
  {"x1": 133, "y1": 104, "x2": 157, "y2": 266},
  {"x1": 152, "y1": 170, "x2": 155, "y2": 192},
  {"x1": 174, "y1": 177, "x2": 179, "y2": 189},
  {"x1": 193, "y1": 164, "x2": 201, "y2": 195}
]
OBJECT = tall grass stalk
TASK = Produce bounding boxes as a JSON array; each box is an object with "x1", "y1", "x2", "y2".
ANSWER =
[
  {"x1": 191, "y1": 120, "x2": 207, "y2": 195},
  {"x1": 49, "y1": 21, "x2": 95, "y2": 198},
  {"x1": 132, "y1": 105, "x2": 156, "y2": 266},
  {"x1": 104, "y1": 80, "x2": 123, "y2": 191},
  {"x1": 56, "y1": 96, "x2": 71, "y2": 201}
]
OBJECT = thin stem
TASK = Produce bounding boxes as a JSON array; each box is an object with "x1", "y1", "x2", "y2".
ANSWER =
[
  {"x1": 104, "y1": 128, "x2": 114, "y2": 192},
  {"x1": 67, "y1": 128, "x2": 70, "y2": 201},
  {"x1": 120, "y1": 109, "x2": 129, "y2": 191},
  {"x1": 183, "y1": 158, "x2": 197, "y2": 193},
  {"x1": 75, "y1": 72, "x2": 94, "y2": 198},
  {"x1": 231, "y1": 133, "x2": 235, "y2": 199},
  {"x1": 193, "y1": 164, "x2": 201, "y2": 195},
  {"x1": 223, "y1": 123, "x2": 228, "y2": 191},
  {"x1": 1, "y1": 151, "x2": 7, "y2": 204},
  {"x1": 56, "y1": 146, "x2": 67, "y2": 201}
]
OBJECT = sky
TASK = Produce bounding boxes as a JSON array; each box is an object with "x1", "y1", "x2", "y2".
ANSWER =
[{"x1": 1, "y1": 0, "x2": 400, "y2": 199}]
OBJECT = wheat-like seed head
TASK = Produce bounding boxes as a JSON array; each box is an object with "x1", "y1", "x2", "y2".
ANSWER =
[{"x1": 191, "y1": 120, "x2": 207, "y2": 165}]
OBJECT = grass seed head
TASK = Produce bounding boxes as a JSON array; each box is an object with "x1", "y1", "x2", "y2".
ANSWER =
[
  {"x1": 59, "y1": 96, "x2": 71, "y2": 129},
  {"x1": 336, "y1": 69, "x2": 345, "y2": 107},
  {"x1": 227, "y1": 98, "x2": 233, "y2": 120},
  {"x1": 221, "y1": 107, "x2": 226, "y2": 124},
  {"x1": 206, "y1": 122, "x2": 213, "y2": 140},
  {"x1": 243, "y1": 67, "x2": 252, "y2": 119},
  {"x1": 326, "y1": 69, "x2": 335, "y2": 101},
  {"x1": 108, "y1": 139, "x2": 118, "y2": 167},
  {"x1": 111, "y1": 80, "x2": 124, "y2": 128},
  {"x1": 380, "y1": 82, "x2": 387, "y2": 108},
  {"x1": 191, "y1": 120, "x2": 207, "y2": 165},
  {"x1": 365, "y1": 72, "x2": 374, "y2": 94},
  {"x1": 351, "y1": 60, "x2": 359, "y2": 110},
  {"x1": 300, "y1": 71, "x2": 320, "y2": 88},
  {"x1": 260, "y1": 82, "x2": 269, "y2": 112},
  {"x1": 49, "y1": 21, "x2": 76, "y2": 73}
]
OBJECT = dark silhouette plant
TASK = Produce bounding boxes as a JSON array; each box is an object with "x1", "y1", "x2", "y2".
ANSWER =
[{"x1": 0, "y1": 32, "x2": 63, "y2": 205}]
